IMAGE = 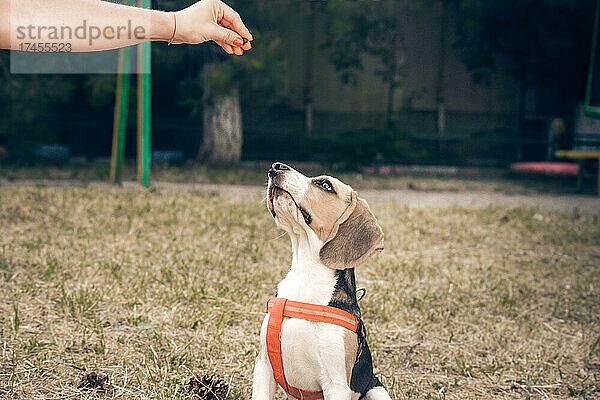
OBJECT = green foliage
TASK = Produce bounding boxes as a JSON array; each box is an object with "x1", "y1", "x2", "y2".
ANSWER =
[
  {"x1": 322, "y1": 0, "x2": 430, "y2": 124},
  {"x1": 84, "y1": 75, "x2": 117, "y2": 110},
  {"x1": 201, "y1": 62, "x2": 236, "y2": 100},
  {"x1": 321, "y1": 0, "x2": 373, "y2": 85},
  {"x1": 0, "y1": 54, "x2": 76, "y2": 158},
  {"x1": 235, "y1": 30, "x2": 286, "y2": 112},
  {"x1": 452, "y1": 0, "x2": 595, "y2": 101},
  {"x1": 154, "y1": 0, "x2": 289, "y2": 118},
  {"x1": 23, "y1": 337, "x2": 56, "y2": 353},
  {"x1": 454, "y1": 357, "x2": 474, "y2": 377},
  {"x1": 12, "y1": 303, "x2": 19, "y2": 334},
  {"x1": 0, "y1": 0, "x2": 289, "y2": 157},
  {"x1": 310, "y1": 128, "x2": 413, "y2": 168},
  {"x1": 59, "y1": 284, "x2": 103, "y2": 318}
]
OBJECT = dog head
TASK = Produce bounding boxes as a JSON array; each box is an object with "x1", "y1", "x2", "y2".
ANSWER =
[{"x1": 267, "y1": 162, "x2": 384, "y2": 269}]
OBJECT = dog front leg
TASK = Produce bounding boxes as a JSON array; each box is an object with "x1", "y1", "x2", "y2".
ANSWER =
[
  {"x1": 251, "y1": 351, "x2": 276, "y2": 400},
  {"x1": 321, "y1": 383, "x2": 352, "y2": 400},
  {"x1": 252, "y1": 316, "x2": 277, "y2": 400}
]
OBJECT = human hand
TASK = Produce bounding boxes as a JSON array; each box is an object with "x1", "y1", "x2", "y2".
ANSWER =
[{"x1": 173, "y1": 0, "x2": 253, "y2": 55}]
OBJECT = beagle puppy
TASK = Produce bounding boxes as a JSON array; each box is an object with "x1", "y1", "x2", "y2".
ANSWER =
[{"x1": 252, "y1": 163, "x2": 392, "y2": 400}]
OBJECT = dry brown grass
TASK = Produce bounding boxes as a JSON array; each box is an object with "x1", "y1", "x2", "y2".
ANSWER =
[{"x1": 0, "y1": 185, "x2": 599, "y2": 399}]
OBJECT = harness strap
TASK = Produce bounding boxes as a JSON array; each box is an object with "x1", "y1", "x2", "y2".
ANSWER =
[
  {"x1": 265, "y1": 298, "x2": 291, "y2": 395},
  {"x1": 265, "y1": 298, "x2": 360, "y2": 399},
  {"x1": 266, "y1": 298, "x2": 359, "y2": 332}
]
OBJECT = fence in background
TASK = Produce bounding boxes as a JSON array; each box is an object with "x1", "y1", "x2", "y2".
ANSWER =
[{"x1": 34, "y1": 110, "x2": 550, "y2": 167}]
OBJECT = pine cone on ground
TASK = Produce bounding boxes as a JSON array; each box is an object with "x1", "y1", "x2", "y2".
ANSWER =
[
  {"x1": 78, "y1": 371, "x2": 109, "y2": 391},
  {"x1": 187, "y1": 374, "x2": 229, "y2": 400}
]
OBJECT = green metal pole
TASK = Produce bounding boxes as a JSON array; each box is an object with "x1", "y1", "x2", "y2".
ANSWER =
[
  {"x1": 137, "y1": 0, "x2": 152, "y2": 187},
  {"x1": 110, "y1": 46, "x2": 132, "y2": 184}
]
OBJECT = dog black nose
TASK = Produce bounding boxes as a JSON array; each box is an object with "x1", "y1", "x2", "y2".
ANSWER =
[{"x1": 269, "y1": 162, "x2": 290, "y2": 178}]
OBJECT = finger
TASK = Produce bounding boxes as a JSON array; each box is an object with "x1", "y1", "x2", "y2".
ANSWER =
[
  {"x1": 215, "y1": 40, "x2": 234, "y2": 54},
  {"x1": 220, "y1": 2, "x2": 253, "y2": 41},
  {"x1": 210, "y1": 23, "x2": 242, "y2": 47},
  {"x1": 232, "y1": 45, "x2": 243, "y2": 56},
  {"x1": 219, "y1": 18, "x2": 252, "y2": 50}
]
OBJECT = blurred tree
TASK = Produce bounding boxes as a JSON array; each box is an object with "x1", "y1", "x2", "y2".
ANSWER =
[
  {"x1": 0, "y1": 53, "x2": 75, "y2": 160},
  {"x1": 154, "y1": 0, "x2": 287, "y2": 165},
  {"x1": 451, "y1": 0, "x2": 595, "y2": 114},
  {"x1": 0, "y1": 0, "x2": 288, "y2": 164},
  {"x1": 85, "y1": 75, "x2": 118, "y2": 111},
  {"x1": 322, "y1": 0, "x2": 428, "y2": 127},
  {"x1": 304, "y1": 0, "x2": 318, "y2": 135},
  {"x1": 198, "y1": 61, "x2": 242, "y2": 164}
]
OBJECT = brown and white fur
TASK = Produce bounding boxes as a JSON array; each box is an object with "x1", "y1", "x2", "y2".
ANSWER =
[{"x1": 252, "y1": 162, "x2": 392, "y2": 400}]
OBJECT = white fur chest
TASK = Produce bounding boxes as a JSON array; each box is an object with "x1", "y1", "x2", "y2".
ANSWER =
[
  {"x1": 276, "y1": 263, "x2": 336, "y2": 304},
  {"x1": 258, "y1": 263, "x2": 348, "y2": 391}
]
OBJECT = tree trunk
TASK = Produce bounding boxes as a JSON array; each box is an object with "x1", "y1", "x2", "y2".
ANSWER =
[
  {"x1": 198, "y1": 87, "x2": 242, "y2": 165},
  {"x1": 436, "y1": 0, "x2": 448, "y2": 152},
  {"x1": 386, "y1": 6, "x2": 406, "y2": 128},
  {"x1": 303, "y1": 0, "x2": 317, "y2": 135},
  {"x1": 516, "y1": 82, "x2": 527, "y2": 161},
  {"x1": 385, "y1": 79, "x2": 396, "y2": 128}
]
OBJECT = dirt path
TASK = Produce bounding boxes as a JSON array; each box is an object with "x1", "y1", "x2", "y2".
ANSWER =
[
  {"x1": 149, "y1": 182, "x2": 600, "y2": 214},
  {"x1": 2, "y1": 179, "x2": 599, "y2": 213},
  {"x1": 360, "y1": 188, "x2": 600, "y2": 213}
]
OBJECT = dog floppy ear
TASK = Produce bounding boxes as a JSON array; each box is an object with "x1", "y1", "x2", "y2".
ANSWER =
[{"x1": 319, "y1": 191, "x2": 384, "y2": 269}]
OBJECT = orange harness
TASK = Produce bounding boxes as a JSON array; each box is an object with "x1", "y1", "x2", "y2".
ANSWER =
[{"x1": 265, "y1": 297, "x2": 362, "y2": 399}]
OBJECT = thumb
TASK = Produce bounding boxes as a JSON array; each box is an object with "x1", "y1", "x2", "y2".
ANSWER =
[{"x1": 211, "y1": 24, "x2": 242, "y2": 46}]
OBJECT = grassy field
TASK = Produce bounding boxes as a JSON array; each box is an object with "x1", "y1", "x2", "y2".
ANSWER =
[{"x1": 0, "y1": 185, "x2": 599, "y2": 399}]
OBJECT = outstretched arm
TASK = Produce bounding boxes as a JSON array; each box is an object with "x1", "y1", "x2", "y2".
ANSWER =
[{"x1": 0, "y1": 0, "x2": 252, "y2": 54}]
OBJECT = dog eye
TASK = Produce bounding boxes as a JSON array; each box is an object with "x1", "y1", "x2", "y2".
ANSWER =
[{"x1": 314, "y1": 179, "x2": 335, "y2": 193}]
